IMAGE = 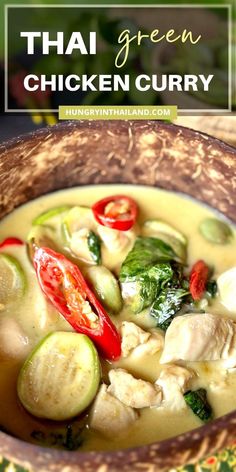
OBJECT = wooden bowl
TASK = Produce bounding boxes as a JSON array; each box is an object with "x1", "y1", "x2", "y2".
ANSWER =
[{"x1": 0, "y1": 120, "x2": 236, "y2": 472}]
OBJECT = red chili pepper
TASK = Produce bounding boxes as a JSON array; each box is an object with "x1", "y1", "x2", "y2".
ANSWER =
[
  {"x1": 33, "y1": 247, "x2": 121, "y2": 361},
  {"x1": 190, "y1": 260, "x2": 209, "y2": 301},
  {"x1": 0, "y1": 237, "x2": 24, "y2": 249},
  {"x1": 92, "y1": 195, "x2": 138, "y2": 231}
]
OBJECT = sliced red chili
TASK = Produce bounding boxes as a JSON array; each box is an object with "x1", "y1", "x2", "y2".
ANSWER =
[
  {"x1": 0, "y1": 237, "x2": 24, "y2": 249},
  {"x1": 33, "y1": 247, "x2": 121, "y2": 361},
  {"x1": 190, "y1": 260, "x2": 209, "y2": 301},
  {"x1": 92, "y1": 195, "x2": 138, "y2": 231}
]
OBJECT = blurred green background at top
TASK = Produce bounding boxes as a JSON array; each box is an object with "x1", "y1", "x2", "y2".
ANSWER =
[
  {"x1": 0, "y1": 0, "x2": 235, "y2": 57},
  {"x1": 1, "y1": 0, "x2": 235, "y2": 114}
]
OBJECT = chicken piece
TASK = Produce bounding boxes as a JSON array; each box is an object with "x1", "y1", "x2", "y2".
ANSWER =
[
  {"x1": 160, "y1": 313, "x2": 236, "y2": 365},
  {"x1": 121, "y1": 321, "x2": 150, "y2": 357},
  {"x1": 70, "y1": 228, "x2": 94, "y2": 263},
  {"x1": 156, "y1": 364, "x2": 194, "y2": 411},
  {"x1": 0, "y1": 318, "x2": 29, "y2": 361},
  {"x1": 121, "y1": 321, "x2": 164, "y2": 358},
  {"x1": 108, "y1": 368, "x2": 162, "y2": 408},
  {"x1": 217, "y1": 267, "x2": 236, "y2": 313},
  {"x1": 133, "y1": 329, "x2": 164, "y2": 357},
  {"x1": 89, "y1": 384, "x2": 138, "y2": 437},
  {"x1": 97, "y1": 225, "x2": 135, "y2": 253}
]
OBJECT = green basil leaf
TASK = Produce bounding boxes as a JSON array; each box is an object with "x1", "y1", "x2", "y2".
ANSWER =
[
  {"x1": 184, "y1": 388, "x2": 213, "y2": 422},
  {"x1": 87, "y1": 231, "x2": 101, "y2": 265}
]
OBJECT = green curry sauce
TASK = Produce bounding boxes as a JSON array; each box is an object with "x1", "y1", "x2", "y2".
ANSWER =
[{"x1": 0, "y1": 185, "x2": 236, "y2": 452}]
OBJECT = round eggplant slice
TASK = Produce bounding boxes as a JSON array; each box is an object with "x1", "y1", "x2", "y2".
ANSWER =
[
  {"x1": 85, "y1": 265, "x2": 123, "y2": 314},
  {"x1": 142, "y1": 220, "x2": 187, "y2": 245},
  {"x1": 17, "y1": 332, "x2": 101, "y2": 421},
  {"x1": 33, "y1": 206, "x2": 71, "y2": 227},
  {"x1": 142, "y1": 220, "x2": 187, "y2": 262}
]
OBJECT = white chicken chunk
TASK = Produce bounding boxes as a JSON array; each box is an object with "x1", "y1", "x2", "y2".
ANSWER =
[
  {"x1": 121, "y1": 321, "x2": 164, "y2": 358},
  {"x1": 121, "y1": 321, "x2": 149, "y2": 357},
  {"x1": 133, "y1": 329, "x2": 164, "y2": 357},
  {"x1": 217, "y1": 267, "x2": 236, "y2": 313},
  {"x1": 156, "y1": 364, "x2": 194, "y2": 411},
  {"x1": 108, "y1": 368, "x2": 162, "y2": 408},
  {"x1": 89, "y1": 384, "x2": 138, "y2": 437},
  {"x1": 97, "y1": 225, "x2": 135, "y2": 253},
  {"x1": 160, "y1": 313, "x2": 236, "y2": 365},
  {"x1": 69, "y1": 228, "x2": 94, "y2": 263}
]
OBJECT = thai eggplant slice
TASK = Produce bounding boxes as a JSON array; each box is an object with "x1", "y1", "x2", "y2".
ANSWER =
[
  {"x1": 85, "y1": 265, "x2": 123, "y2": 314},
  {"x1": 27, "y1": 206, "x2": 71, "y2": 261},
  {"x1": 33, "y1": 206, "x2": 71, "y2": 227},
  {"x1": 142, "y1": 220, "x2": 187, "y2": 262},
  {"x1": 17, "y1": 332, "x2": 101, "y2": 421}
]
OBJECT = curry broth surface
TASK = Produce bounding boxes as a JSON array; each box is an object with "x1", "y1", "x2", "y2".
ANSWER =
[{"x1": 0, "y1": 184, "x2": 236, "y2": 452}]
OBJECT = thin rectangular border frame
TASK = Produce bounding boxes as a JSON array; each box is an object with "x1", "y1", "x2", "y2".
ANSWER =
[{"x1": 4, "y1": 3, "x2": 232, "y2": 114}]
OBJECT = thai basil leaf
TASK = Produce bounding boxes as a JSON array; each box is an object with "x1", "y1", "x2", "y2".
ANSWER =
[
  {"x1": 121, "y1": 262, "x2": 175, "y2": 314},
  {"x1": 31, "y1": 424, "x2": 83, "y2": 450},
  {"x1": 63, "y1": 424, "x2": 83, "y2": 451},
  {"x1": 150, "y1": 287, "x2": 188, "y2": 330},
  {"x1": 206, "y1": 279, "x2": 218, "y2": 298},
  {"x1": 87, "y1": 231, "x2": 101, "y2": 264},
  {"x1": 119, "y1": 237, "x2": 177, "y2": 282},
  {"x1": 148, "y1": 263, "x2": 174, "y2": 285},
  {"x1": 181, "y1": 278, "x2": 190, "y2": 291},
  {"x1": 120, "y1": 237, "x2": 184, "y2": 314},
  {"x1": 184, "y1": 389, "x2": 213, "y2": 422},
  {"x1": 170, "y1": 261, "x2": 185, "y2": 286},
  {"x1": 121, "y1": 276, "x2": 157, "y2": 313}
]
